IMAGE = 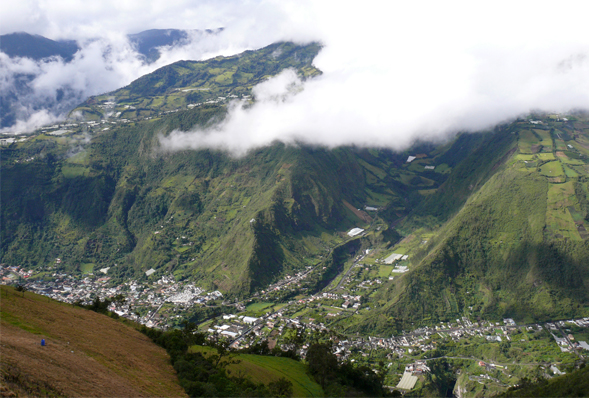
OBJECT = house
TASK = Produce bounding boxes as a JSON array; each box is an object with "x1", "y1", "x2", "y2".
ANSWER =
[{"x1": 347, "y1": 228, "x2": 364, "y2": 237}]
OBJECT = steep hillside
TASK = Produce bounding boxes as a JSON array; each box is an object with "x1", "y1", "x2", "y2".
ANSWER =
[
  {"x1": 3, "y1": 41, "x2": 470, "y2": 296},
  {"x1": 70, "y1": 41, "x2": 322, "y2": 121},
  {"x1": 350, "y1": 117, "x2": 589, "y2": 334},
  {"x1": 0, "y1": 285, "x2": 186, "y2": 397},
  {"x1": 0, "y1": 107, "x2": 430, "y2": 295},
  {"x1": 500, "y1": 365, "x2": 589, "y2": 397}
]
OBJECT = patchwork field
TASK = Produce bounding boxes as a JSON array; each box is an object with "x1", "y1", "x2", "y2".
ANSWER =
[
  {"x1": 545, "y1": 183, "x2": 582, "y2": 240},
  {"x1": 518, "y1": 130, "x2": 540, "y2": 154}
]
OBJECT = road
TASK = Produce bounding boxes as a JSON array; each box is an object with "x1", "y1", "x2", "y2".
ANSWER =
[
  {"x1": 557, "y1": 324, "x2": 584, "y2": 359},
  {"x1": 330, "y1": 253, "x2": 366, "y2": 291}
]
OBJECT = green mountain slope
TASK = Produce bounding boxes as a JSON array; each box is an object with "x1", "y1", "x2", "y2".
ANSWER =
[
  {"x1": 0, "y1": 110, "x2": 432, "y2": 295},
  {"x1": 350, "y1": 118, "x2": 589, "y2": 334},
  {"x1": 2, "y1": 39, "x2": 589, "y2": 327},
  {"x1": 71, "y1": 41, "x2": 322, "y2": 121},
  {"x1": 500, "y1": 365, "x2": 589, "y2": 397}
]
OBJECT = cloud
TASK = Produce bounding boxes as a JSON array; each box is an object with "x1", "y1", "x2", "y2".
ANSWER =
[
  {"x1": 3, "y1": 1, "x2": 589, "y2": 153},
  {"x1": 159, "y1": 1, "x2": 589, "y2": 155},
  {"x1": 1, "y1": 1, "x2": 314, "y2": 133}
]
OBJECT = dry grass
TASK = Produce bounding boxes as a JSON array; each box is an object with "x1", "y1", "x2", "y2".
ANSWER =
[{"x1": 0, "y1": 286, "x2": 186, "y2": 397}]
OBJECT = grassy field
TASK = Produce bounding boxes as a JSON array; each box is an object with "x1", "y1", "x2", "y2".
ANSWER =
[
  {"x1": 79, "y1": 263, "x2": 94, "y2": 274},
  {"x1": 545, "y1": 183, "x2": 581, "y2": 239},
  {"x1": 514, "y1": 154, "x2": 535, "y2": 161},
  {"x1": 537, "y1": 153, "x2": 556, "y2": 161},
  {"x1": 189, "y1": 346, "x2": 323, "y2": 397},
  {"x1": 518, "y1": 130, "x2": 540, "y2": 154},
  {"x1": 245, "y1": 302, "x2": 276, "y2": 316},
  {"x1": 378, "y1": 265, "x2": 394, "y2": 277},
  {"x1": 61, "y1": 164, "x2": 90, "y2": 178},
  {"x1": 539, "y1": 161, "x2": 564, "y2": 177},
  {"x1": 563, "y1": 164, "x2": 579, "y2": 178},
  {"x1": 533, "y1": 129, "x2": 553, "y2": 150},
  {"x1": 0, "y1": 286, "x2": 185, "y2": 397}
]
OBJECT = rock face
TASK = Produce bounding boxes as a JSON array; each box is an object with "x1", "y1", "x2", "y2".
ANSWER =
[{"x1": 453, "y1": 374, "x2": 469, "y2": 398}]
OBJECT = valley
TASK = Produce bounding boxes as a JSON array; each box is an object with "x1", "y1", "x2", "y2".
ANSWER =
[{"x1": 2, "y1": 41, "x2": 589, "y2": 396}]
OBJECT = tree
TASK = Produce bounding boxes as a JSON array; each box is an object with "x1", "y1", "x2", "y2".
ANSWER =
[
  {"x1": 15, "y1": 285, "x2": 26, "y2": 297},
  {"x1": 210, "y1": 340, "x2": 240, "y2": 369},
  {"x1": 306, "y1": 343, "x2": 338, "y2": 389},
  {"x1": 111, "y1": 293, "x2": 126, "y2": 307},
  {"x1": 268, "y1": 377, "x2": 293, "y2": 397}
]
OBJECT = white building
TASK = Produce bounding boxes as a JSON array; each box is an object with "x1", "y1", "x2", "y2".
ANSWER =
[{"x1": 347, "y1": 228, "x2": 364, "y2": 237}]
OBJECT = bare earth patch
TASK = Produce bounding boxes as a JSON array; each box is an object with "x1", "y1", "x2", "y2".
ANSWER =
[{"x1": 342, "y1": 200, "x2": 372, "y2": 223}]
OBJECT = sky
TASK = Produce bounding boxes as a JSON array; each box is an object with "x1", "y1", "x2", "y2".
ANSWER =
[{"x1": 2, "y1": 0, "x2": 589, "y2": 154}]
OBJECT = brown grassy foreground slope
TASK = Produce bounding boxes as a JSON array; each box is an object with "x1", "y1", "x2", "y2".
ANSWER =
[{"x1": 0, "y1": 285, "x2": 186, "y2": 397}]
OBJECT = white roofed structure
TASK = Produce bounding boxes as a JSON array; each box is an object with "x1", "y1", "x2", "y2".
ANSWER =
[{"x1": 347, "y1": 228, "x2": 364, "y2": 237}]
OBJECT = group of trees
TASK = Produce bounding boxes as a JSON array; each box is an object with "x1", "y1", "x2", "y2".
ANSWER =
[
  {"x1": 305, "y1": 342, "x2": 392, "y2": 397},
  {"x1": 139, "y1": 321, "x2": 394, "y2": 397},
  {"x1": 141, "y1": 323, "x2": 295, "y2": 397}
]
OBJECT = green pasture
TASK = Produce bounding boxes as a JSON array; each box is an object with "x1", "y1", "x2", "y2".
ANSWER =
[
  {"x1": 537, "y1": 153, "x2": 556, "y2": 161},
  {"x1": 532, "y1": 129, "x2": 553, "y2": 150},
  {"x1": 189, "y1": 346, "x2": 324, "y2": 396},
  {"x1": 539, "y1": 161, "x2": 564, "y2": 177},
  {"x1": 378, "y1": 265, "x2": 394, "y2": 278},
  {"x1": 61, "y1": 165, "x2": 90, "y2": 178},
  {"x1": 563, "y1": 165, "x2": 578, "y2": 178},
  {"x1": 80, "y1": 263, "x2": 94, "y2": 274},
  {"x1": 246, "y1": 302, "x2": 275, "y2": 314},
  {"x1": 518, "y1": 130, "x2": 540, "y2": 154}
]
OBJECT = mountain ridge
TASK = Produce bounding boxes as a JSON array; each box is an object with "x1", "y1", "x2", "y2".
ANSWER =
[{"x1": 2, "y1": 42, "x2": 589, "y2": 329}]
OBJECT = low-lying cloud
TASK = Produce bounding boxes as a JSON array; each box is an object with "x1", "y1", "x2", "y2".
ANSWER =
[
  {"x1": 3, "y1": 1, "x2": 589, "y2": 154},
  {"x1": 160, "y1": 1, "x2": 589, "y2": 155},
  {"x1": 1, "y1": 0, "x2": 311, "y2": 133}
]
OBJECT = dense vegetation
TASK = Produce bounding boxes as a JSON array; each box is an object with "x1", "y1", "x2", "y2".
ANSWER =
[
  {"x1": 501, "y1": 364, "x2": 589, "y2": 397},
  {"x1": 3, "y1": 39, "x2": 589, "y2": 337},
  {"x1": 141, "y1": 325, "x2": 391, "y2": 397}
]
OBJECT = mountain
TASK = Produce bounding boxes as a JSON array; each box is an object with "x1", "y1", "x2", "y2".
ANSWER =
[
  {"x1": 0, "y1": 29, "x2": 218, "y2": 63},
  {"x1": 0, "y1": 285, "x2": 186, "y2": 397},
  {"x1": 0, "y1": 32, "x2": 79, "y2": 61},
  {"x1": 70, "y1": 40, "x2": 322, "y2": 121},
  {"x1": 2, "y1": 41, "x2": 589, "y2": 328},
  {"x1": 0, "y1": 28, "x2": 220, "y2": 130},
  {"x1": 351, "y1": 119, "x2": 589, "y2": 334}
]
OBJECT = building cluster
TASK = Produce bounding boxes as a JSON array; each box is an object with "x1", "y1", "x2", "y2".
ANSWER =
[
  {"x1": 0, "y1": 265, "x2": 221, "y2": 329},
  {"x1": 546, "y1": 320, "x2": 589, "y2": 353}
]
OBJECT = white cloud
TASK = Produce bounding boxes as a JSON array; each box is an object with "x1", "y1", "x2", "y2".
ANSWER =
[
  {"x1": 160, "y1": 1, "x2": 589, "y2": 154},
  {"x1": 1, "y1": 0, "x2": 313, "y2": 133},
  {"x1": 3, "y1": 1, "x2": 589, "y2": 152}
]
